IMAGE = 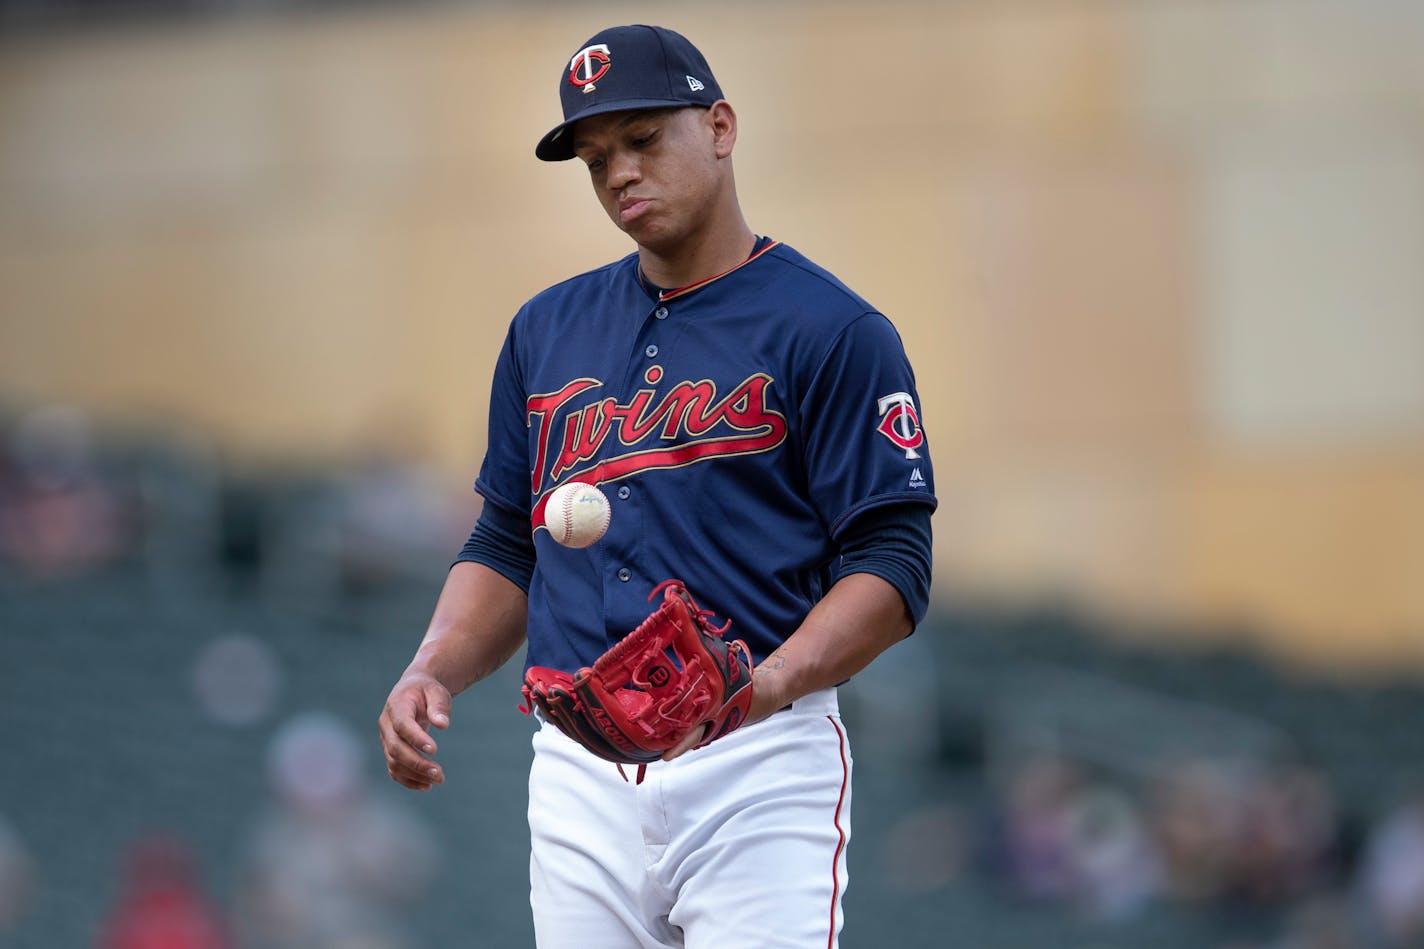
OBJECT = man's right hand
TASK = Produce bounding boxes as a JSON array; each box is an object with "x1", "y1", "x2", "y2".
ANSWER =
[{"x1": 378, "y1": 672, "x2": 452, "y2": 791}]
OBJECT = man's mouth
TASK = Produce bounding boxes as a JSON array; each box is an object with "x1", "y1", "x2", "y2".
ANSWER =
[{"x1": 619, "y1": 197, "x2": 652, "y2": 225}]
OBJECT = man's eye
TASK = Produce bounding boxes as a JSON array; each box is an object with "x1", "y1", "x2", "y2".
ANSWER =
[
  {"x1": 631, "y1": 131, "x2": 658, "y2": 148},
  {"x1": 586, "y1": 158, "x2": 605, "y2": 172}
]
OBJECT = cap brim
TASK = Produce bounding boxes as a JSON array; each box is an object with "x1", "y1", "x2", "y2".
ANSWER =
[{"x1": 535, "y1": 97, "x2": 702, "y2": 162}]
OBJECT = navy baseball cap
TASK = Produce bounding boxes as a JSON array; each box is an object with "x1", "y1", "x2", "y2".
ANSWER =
[{"x1": 535, "y1": 25, "x2": 725, "y2": 162}]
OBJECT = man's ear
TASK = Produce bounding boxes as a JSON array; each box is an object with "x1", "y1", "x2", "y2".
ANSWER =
[{"x1": 707, "y1": 101, "x2": 738, "y2": 159}]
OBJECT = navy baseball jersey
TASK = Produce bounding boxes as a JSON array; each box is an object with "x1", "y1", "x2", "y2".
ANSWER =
[{"x1": 475, "y1": 238, "x2": 936, "y2": 672}]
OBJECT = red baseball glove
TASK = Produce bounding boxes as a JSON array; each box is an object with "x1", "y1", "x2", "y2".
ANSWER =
[{"x1": 521, "y1": 580, "x2": 754, "y2": 767}]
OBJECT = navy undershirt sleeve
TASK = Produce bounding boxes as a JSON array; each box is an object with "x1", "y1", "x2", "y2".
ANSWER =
[
  {"x1": 453, "y1": 500, "x2": 536, "y2": 594},
  {"x1": 833, "y1": 501, "x2": 933, "y2": 630}
]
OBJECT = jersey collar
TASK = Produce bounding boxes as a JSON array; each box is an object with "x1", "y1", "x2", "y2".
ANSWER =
[{"x1": 636, "y1": 237, "x2": 780, "y2": 303}]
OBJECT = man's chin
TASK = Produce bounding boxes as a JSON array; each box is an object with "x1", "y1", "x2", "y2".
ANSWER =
[{"x1": 626, "y1": 221, "x2": 685, "y2": 257}]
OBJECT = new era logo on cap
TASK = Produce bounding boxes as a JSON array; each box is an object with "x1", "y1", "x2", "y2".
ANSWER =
[{"x1": 536, "y1": 25, "x2": 725, "y2": 162}]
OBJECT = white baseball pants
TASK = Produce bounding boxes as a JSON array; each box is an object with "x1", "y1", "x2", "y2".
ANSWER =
[{"x1": 528, "y1": 688, "x2": 852, "y2": 949}]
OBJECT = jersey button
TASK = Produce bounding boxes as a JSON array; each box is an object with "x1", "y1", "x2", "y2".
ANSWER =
[
  {"x1": 617, "y1": 486, "x2": 631, "y2": 500},
  {"x1": 645, "y1": 344, "x2": 659, "y2": 358},
  {"x1": 653, "y1": 306, "x2": 669, "y2": 320},
  {"x1": 617, "y1": 568, "x2": 631, "y2": 582}
]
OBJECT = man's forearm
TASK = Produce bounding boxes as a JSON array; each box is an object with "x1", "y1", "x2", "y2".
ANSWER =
[
  {"x1": 747, "y1": 571, "x2": 912, "y2": 722},
  {"x1": 406, "y1": 561, "x2": 530, "y2": 696}
]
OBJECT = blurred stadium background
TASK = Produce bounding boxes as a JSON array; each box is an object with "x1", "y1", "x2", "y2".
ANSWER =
[{"x1": 2, "y1": 1, "x2": 1423, "y2": 946}]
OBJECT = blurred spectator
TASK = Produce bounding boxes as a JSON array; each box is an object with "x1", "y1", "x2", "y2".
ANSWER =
[
  {"x1": 1357, "y1": 792, "x2": 1424, "y2": 947},
  {"x1": 1059, "y1": 783, "x2": 1161, "y2": 920},
  {"x1": 190, "y1": 634, "x2": 284, "y2": 729},
  {"x1": 1150, "y1": 758, "x2": 1247, "y2": 904},
  {"x1": 331, "y1": 437, "x2": 461, "y2": 595},
  {"x1": 1227, "y1": 763, "x2": 1338, "y2": 906},
  {"x1": 994, "y1": 755, "x2": 1162, "y2": 919},
  {"x1": 0, "y1": 814, "x2": 36, "y2": 931},
  {"x1": 0, "y1": 405, "x2": 129, "y2": 577},
  {"x1": 233, "y1": 712, "x2": 439, "y2": 949},
  {"x1": 997, "y1": 755, "x2": 1085, "y2": 901},
  {"x1": 95, "y1": 834, "x2": 229, "y2": 949},
  {"x1": 1149, "y1": 758, "x2": 1339, "y2": 909},
  {"x1": 991, "y1": 750, "x2": 1342, "y2": 924}
]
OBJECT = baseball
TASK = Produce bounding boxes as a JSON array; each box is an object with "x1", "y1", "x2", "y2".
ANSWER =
[{"x1": 546, "y1": 481, "x2": 611, "y2": 548}]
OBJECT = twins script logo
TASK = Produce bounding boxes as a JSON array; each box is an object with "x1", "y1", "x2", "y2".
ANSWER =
[
  {"x1": 876, "y1": 391, "x2": 924, "y2": 460},
  {"x1": 568, "y1": 44, "x2": 611, "y2": 94},
  {"x1": 527, "y1": 370, "x2": 787, "y2": 527}
]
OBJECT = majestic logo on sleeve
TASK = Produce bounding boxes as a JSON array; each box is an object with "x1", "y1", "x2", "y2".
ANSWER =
[
  {"x1": 876, "y1": 391, "x2": 924, "y2": 460},
  {"x1": 568, "y1": 44, "x2": 612, "y2": 94},
  {"x1": 527, "y1": 370, "x2": 787, "y2": 527}
]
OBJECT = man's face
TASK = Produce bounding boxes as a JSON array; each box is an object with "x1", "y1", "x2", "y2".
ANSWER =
[{"x1": 572, "y1": 107, "x2": 724, "y2": 253}]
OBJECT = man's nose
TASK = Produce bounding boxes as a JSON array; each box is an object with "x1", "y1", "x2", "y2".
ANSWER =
[{"x1": 607, "y1": 152, "x2": 641, "y2": 190}]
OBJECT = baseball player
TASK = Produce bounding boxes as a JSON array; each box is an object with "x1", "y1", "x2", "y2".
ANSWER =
[{"x1": 377, "y1": 24, "x2": 935, "y2": 948}]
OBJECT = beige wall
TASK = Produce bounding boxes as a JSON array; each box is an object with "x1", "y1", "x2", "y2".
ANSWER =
[{"x1": 2, "y1": 1, "x2": 1422, "y2": 668}]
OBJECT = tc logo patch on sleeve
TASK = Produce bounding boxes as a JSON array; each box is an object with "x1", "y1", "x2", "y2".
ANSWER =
[{"x1": 875, "y1": 391, "x2": 924, "y2": 460}]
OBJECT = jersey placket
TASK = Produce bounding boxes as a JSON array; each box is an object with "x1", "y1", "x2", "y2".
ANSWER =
[{"x1": 601, "y1": 298, "x2": 675, "y2": 633}]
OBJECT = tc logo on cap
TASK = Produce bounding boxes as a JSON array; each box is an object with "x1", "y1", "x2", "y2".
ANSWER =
[{"x1": 569, "y1": 43, "x2": 611, "y2": 94}]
